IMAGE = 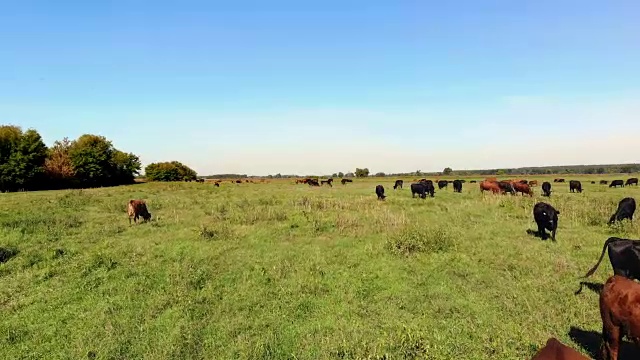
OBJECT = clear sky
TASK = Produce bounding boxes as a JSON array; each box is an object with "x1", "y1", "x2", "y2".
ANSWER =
[{"x1": 2, "y1": 1, "x2": 639, "y2": 175}]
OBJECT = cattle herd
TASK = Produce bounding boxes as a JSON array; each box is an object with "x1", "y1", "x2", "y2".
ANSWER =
[{"x1": 129, "y1": 175, "x2": 640, "y2": 359}]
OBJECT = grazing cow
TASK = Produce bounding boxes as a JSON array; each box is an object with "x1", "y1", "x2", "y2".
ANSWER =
[
  {"x1": 411, "y1": 183, "x2": 427, "y2": 199},
  {"x1": 599, "y1": 275, "x2": 640, "y2": 360},
  {"x1": 610, "y1": 180, "x2": 624, "y2": 188},
  {"x1": 394, "y1": 180, "x2": 403, "y2": 190},
  {"x1": 542, "y1": 182, "x2": 552, "y2": 197},
  {"x1": 554, "y1": 178, "x2": 566, "y2": 183},
  {"x1": 498, "y1": 181, "x2": 516, "y2": 194},
  {"x1": 626, "y1": 178, "x2": 639, "y2": 186},
  {"x1": 609, "y1": 198, "x2": 636, "y2": 225},
  {"x1": 470, "y1": 180, "x2": 477, "y2": 183},
  {"x1": 582, "y1": 237, "x2": 640, "y2": 281},
  {"x1": 601, "y1": 180, "x2": 609, "y2": 185},
  {"x1": 375, "y1": 185, "x2": 386, "y2": 200},
  {"x1": 341, "y1": 179, "x2": 353, "y2": 185},
  {"x1": 480, "y1": 180, "x2": 502, "y2": 194},
  {"x1": 530, "y1": 338, "x2": 590, "y2": 360},
  {"x1": 127, "y1": 200, "x2": 151, "y2": 225},
  {"x1": 591, "y1": 181, "x2": 596, "y2": 184},
  {"x1": 235, "y1": 180, "x2": 242, "y2": 184},
  {"x1": 453, "y1": 180, "x2": 463, "y2": 193},
  {"x1": 308, "y1": 179, "x2": 320, "y2": 186},
  {"x1": 529, "y1": 180, "x2": 538, "y2": 187},
  {"x1": 569, "y1": 180, "x2": 583, "y2": 193},
  {"x1": 513, "y1": 182, "x2": 533, "y2": 196},
  {"x1": 533, "y1": 202, "x2": 559, "y2": 241},
  {"x1": 321, "y1": 179, "x2": 333, "y2": 187},
  {"x1": 214, "y1": 182, "x2": 220, "y2": 187},
  {"x1": 438, "y1": 180, "x2": 448, "y2": 190}
]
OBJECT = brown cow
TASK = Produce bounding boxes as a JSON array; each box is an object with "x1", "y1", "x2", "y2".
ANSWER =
[
  {"x1": 530, "y1": 338, "x2": 590, "y2": 360},
  {"x1": 127, "y1": 199, "x2": 151, "y2": 225},
  {"x1": 480, "y1": 180, "x2": 502, "y2": 194},
  {"x1": 529, "y1": 180, "x2": 539, "y2": 187},
  {"x1": 600, "y1": 275, "x2": 640, "y2": 360},
  {"x1": 513, "y1": 182, "x2": 533, "y2": 196}
]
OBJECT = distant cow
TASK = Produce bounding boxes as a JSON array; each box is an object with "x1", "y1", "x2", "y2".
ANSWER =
[
  {"x1": 480, "y1": 180, "x2": 501, "y2": 194},
  {"x1": 437, "y1": 180, "x2": 448, "y2": 189},
  {"x1": 235, "y1": 180, "x2": 242, "y2": 184},
  {"x1": 529, "y1": 180, "x2": 538, "y2": 187},
  {"x1": 542, "y1": 182, "x2": 552, "y2": 197},
  {"x1": 530, "y1": 338, "x2": 590, "y2": 360},
  {"x1": 601, "y1": 180, "x2": 609, "y2": 185},
  {"x1": 626, "y1": 178, "x2": 639, "y2": 186},
  {"x1": 610, "y1": 180, "x2": 624, "y2": 188},
  {"x1": 600, "y1": 275, "x2": 640, "y2": 360},
  {"x1": 375, "y1": 185, "x2": 386, "y2": 200},
  {"x1": 341, "y1": 179, "x2": 353, "y2": 185},
  {"x1": 469, "y1": 180, "x2": 477, "y2": 183},
  {"x1": 453, "y1": 180, "x2": 462, "y2": 193},
  {"x1": 498, "y1": 181, "x2": 516, "y2": 195},
  {"x1": 394, "y1": 180, "x2": 403, "y2": 190},
  {"x1": 533, "y1": 202, "x2": 559, "y2": 241},
  {"x1": 609, "y1": 198, "x2": 636, "y2": 225},
  {"x1": 308, "y1": 179, "x2": 320, "y2": 186},
  {"x1": 554, "y1": 178, "x2": 565, "y2": 183},
  {"x1": 569, "y1": 180, "x2": 583, "y2": 193},
  {"x1": 321, "y1": 179, "x2": 333, "y2": 187},
  {"x1": 128, "y1": 200, "x2": 151, "y2": 225},
  {"x1": 591, "y1": 181, "x2": 596, "y2": 184},
  {"x1": 214, "y1": 182, "x2": 220, "y2": 187},
  {"x1": 513, "y1": 182, "x2": 533, "y2": 196}
]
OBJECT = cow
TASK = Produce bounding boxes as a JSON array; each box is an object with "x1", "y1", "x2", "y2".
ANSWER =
[
  {"x1": 375, "y1": 185, "x2": 386, "y2": 200},
  {"x1": 569, "y1": 180, "x2": 583, "y2": 193},
  {"x1": 591, "y1": 181, "x2": 596, "y2": 184},
  {"x1": 127, "y1": 200, "x2": 151, "y2": 225},
  {"x1": 609, "y1": 198, "x2": 636, "y2": 225},
  {"x1": 421, "y1": 179, "x2": 433, "y2": 186},
  {"x1": 214, "y1": 182, "x2": 220, "y2": 187},
  {"x1": 529, "y1": 180, "x2": 538, "y2": 187},
  {"x1": 480, "y1": 180, "x2": 502, "y2": 194},
  {"x1": 469, "y1": 180, "x2": 477, "y2": 183},
  {"x1": 542, "y1": 182, "x2": 552, "y2": 197},
  {"x1": 599, "y1": 275, "x2": 640, "y2": 360},
  {"x1": 498, "y1": 181, "x2": 516, "y2": 195},
  {"x1": 235, "y1": 180, "x2": 242, "y2": 184},
  {"x1": 554, "y1": 178, "x2": 566, "y2": 183},
  {"x1": 626, "y1": 178, "x2": 639, "y2": 186},
  {"x1": 460, "y1": 180, "x2": 466, "y2": 183},
  {"x1": 321, "y1": 179, "x2": 333, "y2": 187},
  {"x1": 411, "y1": 182, "x2": 434, "y2": 198},
  {"x1": 394, "y1": 180, "x2": 403, "y2": 190},
  {"x1": 341, "y1": 179, "x2": 353, "y2": 185},
  {"x1": 513, "y1": 182, "x2": 533, "y2": 196},
  {"x1": 533, "y1": 202, "x2": 559, "y2": 241},
  {"x1": 582, "y1": 237, "x2": 640, "y2": 281},
  {"x1": 601, "y1": 180, "x2": 609, "y2": 185},
  {"x1": 610, "y1": 180, "x2": 624, "y2": 188},
  {"x1": 453, "y1": 180, "x2": 463, "y2": 193},
  {"x1": 529, "y1": 338, "x2": 590, "y2": 360},
  {"x1": 308, "y1": 179, "x2": 320, "y2": 186},
  {"x1": 437, "y1": 180, "x2": 448, "y2": 190}
]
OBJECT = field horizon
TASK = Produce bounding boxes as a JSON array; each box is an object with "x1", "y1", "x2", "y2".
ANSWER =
[{"x1": 2, "y1": 174, "x2": 640, "y2": 359}]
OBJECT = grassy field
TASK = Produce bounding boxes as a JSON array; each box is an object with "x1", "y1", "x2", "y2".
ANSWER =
[{"x1": 1, "y1": 175, "x2": 640, "y2": 359}]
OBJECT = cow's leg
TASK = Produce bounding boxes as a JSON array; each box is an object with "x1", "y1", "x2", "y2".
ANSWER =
[
  {"x1": 602, "y1": 324, "x2": 620, "y2": 360},
  {"x1": 537, "y1": 223, "x2": 546, "y2": 239},
  {"x1": 551, "y1": 227, "x2": 556, "y2": 242}
]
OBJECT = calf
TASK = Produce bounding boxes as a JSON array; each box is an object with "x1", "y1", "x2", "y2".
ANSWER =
[
  {"x1": 533, "y1": 202, "x2": 559, "y2": 241},
  {"x1": 394, "y1": 179, "x2": 403, "y2": 190},
  {"x1": 513, "y1": 182, "x2": 533, "y2": 196},
  {"x1": 600, "y1": 275, "x2": 640, "y2": 360},
  {"x1": 610, "y1": 180, "x2": 624, "y2": 188},
  {"x1": 530, "y1": 338, "x2": 590, "y2": 360},
  {"x1": 453, "y1": 180, "x2": 463, "y2": 193},
  {"x1": 569, "y1": 180, "x2": 583, "y2": 193},
  {"x1": 542, "y1": 182, "x2": 552, "y2": 197},
  {"x1": 626, "y1": 178, "x2": 639, "y2": 186},
  {"x1": 609, "y1": 198, "x2": 636, "y2": 225},
  {"x1": 128, "y1": 200, "x2": 151, "y2": 225},
  {"x1": 582, "y1": 237, "x2": 640, "y2": 281},
  {"x1": 437, "y1": 180, "x2": 448, "y2": 189},
  {"x1": 375, "y1": 185, "x2": 386, "y2": 200}
]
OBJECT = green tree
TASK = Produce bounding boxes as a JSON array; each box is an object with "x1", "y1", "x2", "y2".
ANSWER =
[
  {"x1": 338, "y1": 172, "x2": 344, "y2": 178},
  {"x1": 68, "y1": 135, "x2": 115, "y2": 187},
  {"x1": 375, "y1": 172, "x2": 385, "y2": 177},
  {"x1": 111, "y1": 150, "x2": 141, "y2": 184},
  {"x1": 355, "y1": 168, "x2": 370, "y2": 178},
  {"x1": 332, "y1": 173, "x2": 338, "y2": 178},
  {"x1": 44, "y1": 138, "x2": 76, "y2": 188},
  {"x1": 0, "y1": 126, "x2": 48, "y2": 192},
  {"x1": 145, "y1": 161, "x2": 197, "y2": 181},
  {"x1": 443, "y1": 167, "x2": 453, "y2": 176},
  {"x1": 415, "y1": 170, "x2": 422, "y2": 176}
]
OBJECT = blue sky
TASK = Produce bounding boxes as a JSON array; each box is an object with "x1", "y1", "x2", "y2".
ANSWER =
[{"x1": 1, "y1": 0, "x2": 639, "y2": 175}]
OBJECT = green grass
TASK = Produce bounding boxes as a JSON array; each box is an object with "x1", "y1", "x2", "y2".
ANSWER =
[{"x1": 1, "y1": 175, "x2": 639, "y2": 359}]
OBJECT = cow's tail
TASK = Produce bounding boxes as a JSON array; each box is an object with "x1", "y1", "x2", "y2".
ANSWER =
[{"x1": 583, "y1": 237, "x2": 618, "y2": 278}]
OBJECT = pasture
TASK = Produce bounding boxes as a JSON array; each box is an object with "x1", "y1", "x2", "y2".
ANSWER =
[{"x1": 1, "y1": 175, "x2": 640, "y2": 359}]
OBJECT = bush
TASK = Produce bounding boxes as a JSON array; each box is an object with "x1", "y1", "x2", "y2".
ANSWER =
[{"x1": 145, "y1": 161, "x2": 197, "y2": 182}]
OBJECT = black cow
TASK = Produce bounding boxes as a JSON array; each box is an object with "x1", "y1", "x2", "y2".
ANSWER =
[
  {"x1": 437, "y1": 180, "x2": 448, "y2": 190},
  {"x1": 498, "y1": 181, "x2": 515, "y2": 195},
  {"x1": 591, "y1": 181, "x2": 596, "y2": 184},
  {"x1": 460, "y1": 180, "x2": 466, "y2": 183},
  {"x1": 453, "y1": 180, "x2": 462, "y2": 193},
  {"x1": 541, "y1": 182, "x2": 552, "y2": 197},
  {"x1": 582, "y1": 237, "x2": 640, "y2": 281},
  {"x1": 533, "y1": 202, "x2": 559, "y2": 241},
  {"x1": 470, "y1": 180, "x2": 477, "y2": 183},
  {"x1": 600, "y1": 180, "x2": 608, "y2": 185},
  {"x1": 569, "y1": 180, "x2": 583, "y2": 193},
  {"x1": 393, "y1": 180, "x2": 403, "y2": 190},
  {"x1": 375, "y1": 185, "x2": 386, "y2": 200},
  {"x1": 321, "y1": 179, "x2": 333, "y2": 187},
  {"x1": 610, "y1": 180, "x2": 624, "y2": 188},
  {"x1": 421, "y1": 179, "x2": 433, "y2": 186},
  {"x1": 411, "y1": 182, "x2": 435, "y2": 199},
  {"x1": 341, "y1": 178, "x2": 353, "y2": 185},
  {"x1": 214, "y1": 182, "x2": 220, "y2": 187},
  {"x1": 308, "y1": 179, "x2": 320, "y2": 186},
  {"x1": 626, "y1": 178, "x2": 639, "y2": 186},
  {"x1": 609, "y1": 197, "x2": 636, "y2": 225}
]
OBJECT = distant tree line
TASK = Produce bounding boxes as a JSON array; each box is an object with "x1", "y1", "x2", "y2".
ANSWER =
[{"x1": 0, "y1": 125, "x2": 141, "y2": 192}]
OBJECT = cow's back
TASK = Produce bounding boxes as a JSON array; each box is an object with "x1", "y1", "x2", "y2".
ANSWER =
[{"x1": 530, "y1": 338, "x2": 589, "y2": 360}]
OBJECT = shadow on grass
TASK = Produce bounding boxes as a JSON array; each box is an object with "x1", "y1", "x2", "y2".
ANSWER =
[
  {"x1": 574, "y1": 281, "x2": 604, "y2": 295},
  {"x1": 526, "y1": 229, "x2": 550, "y2": 241},
  {"x1": 569, "y1": 326, "x2": 640, "y2": 360}
]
